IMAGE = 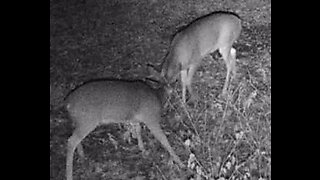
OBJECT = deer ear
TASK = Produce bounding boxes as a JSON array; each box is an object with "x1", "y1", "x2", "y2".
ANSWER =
[{"x1": 146, "y1": 63, "x2": 165, "y2": 83}]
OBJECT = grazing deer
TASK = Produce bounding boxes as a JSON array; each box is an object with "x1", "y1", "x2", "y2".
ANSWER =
[
  {"x1": 65, "y1": 79, "x2": 184, "y2": 180},
  {"x1": 150, "y1": 12, "x2": 242, "y2": 103}
]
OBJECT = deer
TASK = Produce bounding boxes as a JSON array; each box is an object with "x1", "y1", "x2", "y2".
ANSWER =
[
  {"x1": 65, "y1": 79, "x2": 184, "y2": 180},
  {"x1": 149, "y1": 11, "x2": 242, "y2": 103}
]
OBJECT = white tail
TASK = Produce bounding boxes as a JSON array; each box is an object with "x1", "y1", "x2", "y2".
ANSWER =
[
  {"x1": 161, "y1": 12, "x2": 242, "y2": 103},
  {"x1": 65, "y1": 79, "x2": 184, "y2": 180}
]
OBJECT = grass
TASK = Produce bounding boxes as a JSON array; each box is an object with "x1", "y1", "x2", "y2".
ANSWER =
[{"x1": 50, "y1": 0, "x2": 271, "y2": 179}]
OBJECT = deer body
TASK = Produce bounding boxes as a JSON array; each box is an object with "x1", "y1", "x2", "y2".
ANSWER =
[
  {"x1": 65, "y1": 79, "x2": 184, "y2": 180},
  {"x1": 162, "y1": 12, "x2": 242, "y2": 102}
]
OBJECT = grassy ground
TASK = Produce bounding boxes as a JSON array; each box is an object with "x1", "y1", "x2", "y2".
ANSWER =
[{"x1": 50, "y1": 0, "x2": 271, "y2": 179}]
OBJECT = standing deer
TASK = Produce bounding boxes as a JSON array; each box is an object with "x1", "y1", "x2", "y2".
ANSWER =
[
  {"x1": 151, "y1": 12, "x2": 242, "y2": 103},
  {"x1": 65, "y1": 79, "x2": 184, "y2": 180}
]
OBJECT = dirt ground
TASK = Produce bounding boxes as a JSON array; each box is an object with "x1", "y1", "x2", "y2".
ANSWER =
[{"x1": 50, "y1": 0, "x2": 271, "y2": 179}]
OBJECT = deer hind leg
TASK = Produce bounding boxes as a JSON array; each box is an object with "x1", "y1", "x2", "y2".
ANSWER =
[
  {"x1": 66, "y1": 120, "x2": 97, "y2": 180},
  {"x1": 180, "y1": 69, "x2": 188, "y2": 103},
  {"x1": 220, "y1": 47, "x2": 237, "y2": 96},
  {"x1": 229, "y1": 48, "x2": 237, "y2": 77},
  {"x1": 186, "y1": 63, "x2": 199, "y2": 102}
]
